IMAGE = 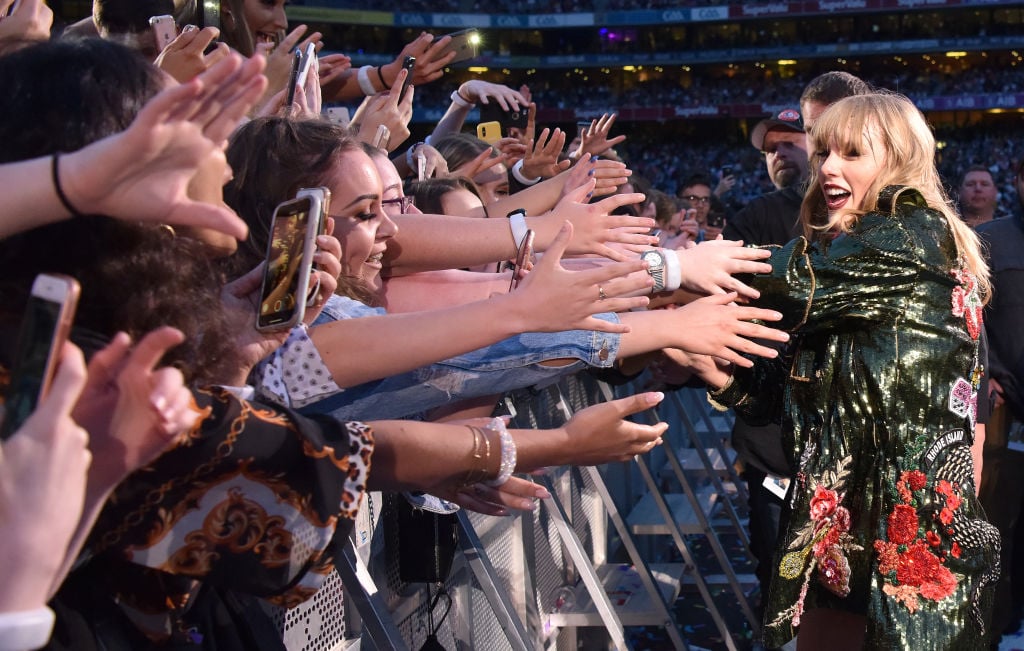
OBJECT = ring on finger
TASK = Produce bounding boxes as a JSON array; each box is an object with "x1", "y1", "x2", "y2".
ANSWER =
[{"x1": 598, "y1": 285, "x2": 607, "y2": 301}]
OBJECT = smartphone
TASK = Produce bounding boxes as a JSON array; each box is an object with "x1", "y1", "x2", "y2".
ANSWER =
[
  {"x1": 432, "y1": 28, "x2": 480, "y2": 65},
  {"x1": 324, "y1": 106, "x2": 350, "y2": 127},
  {"x1": 508, "y1": 229, "x2": 535, "y2": 292},
  {"x1": 706, "y1": 211, "x2": 726, "y2": 229},
  {"x1": 0, "y1": 274, "x2": 80, "y2": 440},
  {"x1": 256, "y1": 194, "x2": 324, "y2": 332},
  {"x1": 477, "y1": 121, "x2": 502, "y2": 144},
  {"x1": 399, "y1": 55, "x2": 415, "y2": 101},
  {"x1": 295, "y1": 42, "x2": 317, "y2": 89},
  {"x1": 373, "y1": 124, "x2": 391, "y2": 150},
  {"x1": 415, "y1": 151, "x2": 426, "y2": 181},
  {"x1": 284, "y1": 48, "x2": 303, "y2": 113},
  {"x1": 721, "y1": 164, "x2": 735, "y2": 177},
  {"x1": 480, "y1": 102, "x2": 528, "y2": 131},
  {"x1": 149, "y1": 15, "x2": 177, "y2": 52}
]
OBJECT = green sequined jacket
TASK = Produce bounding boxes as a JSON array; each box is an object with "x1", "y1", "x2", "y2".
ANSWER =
[{"x1": 712, "y1": 186, "x2": 998, "y2": 650}]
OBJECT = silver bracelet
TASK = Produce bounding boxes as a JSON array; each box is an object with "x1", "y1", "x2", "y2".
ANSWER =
[{"x1": 484, "y1": 417, "x2": 517, "y2": 486}]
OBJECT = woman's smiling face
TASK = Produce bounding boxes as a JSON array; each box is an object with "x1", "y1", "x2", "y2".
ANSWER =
[
  {"x1": 325, "y1": 150, "x2": 397, "y2": 293},
  {"x1": 242, "y1": 0, "x2": 288, "y2": 46}
]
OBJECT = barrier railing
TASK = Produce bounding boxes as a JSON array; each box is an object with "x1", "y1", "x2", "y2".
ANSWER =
[{"x1": 274, "y1": 370, "x2": 753, "y2": 650}]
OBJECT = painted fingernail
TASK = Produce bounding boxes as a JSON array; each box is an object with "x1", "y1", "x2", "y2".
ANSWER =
[{"x1": 183, "y1": 24, "x2": 197, "y2": 32}]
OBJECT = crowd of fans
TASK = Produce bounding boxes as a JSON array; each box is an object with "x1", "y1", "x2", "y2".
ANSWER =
[{"x1": 2, "y1": 2, "x2": 1022, "y2": 650}]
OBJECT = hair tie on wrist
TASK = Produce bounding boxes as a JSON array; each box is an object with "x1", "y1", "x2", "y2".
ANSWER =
[
  {"x1": 375, "y1": 66, "x2": 390, "y2": 90},
  {"x1": 52, "y1": 152, "x2": 85, "y2": 218}
]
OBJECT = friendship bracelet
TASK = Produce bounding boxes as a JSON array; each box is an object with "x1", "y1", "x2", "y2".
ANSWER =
[
  {"x1": 507, "y1": 208, "x2": 528, "y2": 250},
  {"x1": 375, "y1": 65, "x2": 391, "y2": 91},
  {"x1": 484, "y1": 417, "x2": 517, "y2": 487},
  {"x1": 52, "y1": 152, "x2": 85, "y2": 218},
  {"x1": 511, "y1": 159, "x2": 542, "y2": 186},
  {"x1": 356, "y1": 65, "x2": 376, "y2": 96},
  {"x1": 450, "y1": 89, "x2": 474, "y2": 109},
  {"x1": 661, "y1": 247, "x2": 682, "y2": 291}
]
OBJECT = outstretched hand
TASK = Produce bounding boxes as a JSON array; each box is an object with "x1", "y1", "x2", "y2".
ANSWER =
[
  {"x1": 549, "y1": 392, "x2": 668, "y2": 467},
  {"x1": 675, "y1": 239, "x2": 773, "y2": 299},
  {"x1": 59, "y1": 53, "x2": 268, "y2": 241},
  {"x1": 510, "y1": 221, "x2": 651, "y2": 333},
  {"x1": 670, "y1": 292, "x2": 788, "y2": 367},
  {"x1": 547, "y1": 180, "x2": 658, "y2": 261}
]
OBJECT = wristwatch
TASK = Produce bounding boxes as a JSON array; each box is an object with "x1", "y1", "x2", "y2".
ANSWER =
[{"x1": 640, "y1": 249, "x2": 667, "y2": 292}]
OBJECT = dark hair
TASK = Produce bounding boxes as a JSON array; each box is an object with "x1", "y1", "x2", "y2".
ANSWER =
[
  {"x1": 223, "y1": 118, "x2": 379, "y2": 305},
  {"x1": 406, "y1": 177, "x2": 482, "y2": 216},
  {"x1": 93, "y1": 0, "x2": 174, "y2": 35},
  {"x1": 431, "y1": 133, "x2": 496, "y2": 174},
  {"x1": 679, "y1": 173, "x2": 714, "y2": 194},
  {"x1": 800, "y1": 71, "x2": 872, "y2": 107},
  {"x1": 224, "y1": 117, "x2": 363, "y2": 274},
  {"x1": 959, "y1": 164, "x2": 994, "y2": 187},
  {"x1": 0, "y1": 39, "x2": 234, "y2": 383}
]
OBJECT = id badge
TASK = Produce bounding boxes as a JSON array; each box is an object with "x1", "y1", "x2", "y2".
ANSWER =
[{"x1": 762, "y1": 474, "x2": 791, "y2": 500}]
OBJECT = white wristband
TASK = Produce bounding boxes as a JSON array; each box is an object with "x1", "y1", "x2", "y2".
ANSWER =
[
  {"x1": 484, "y1": 417, "x2": 517, "y2": 487},
  {"x1": 450, "y1": 89, "x2": 475, "y2": 109},
  {"x1": 357, "y1": 65, "x2": 376, "y2": 96},
  {"x1": 511, "y1": 159, "x2": 542, "y2": 185},
  {"x1": 508, "y1": 209, "x2": 528, "y2": 249},
  {"x1": 0, "y1": 607, "x2": 55, "y2": 651},
  {"x1": 662, "y1": 248, "x2": 681, "y2": 291},
  {"x1": 405, "y1": 142, "x2": 424, "y2": 169}
]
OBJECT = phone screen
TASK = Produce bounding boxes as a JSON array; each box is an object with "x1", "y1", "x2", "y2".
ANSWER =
[
  {"x1": 258, "y1": 198, "x2": 312, "y2": 330},
  {"x1": 0, "y1": 276, "x2": 78, "y2": 440}
]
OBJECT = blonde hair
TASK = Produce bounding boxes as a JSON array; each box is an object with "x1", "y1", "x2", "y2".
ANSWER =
[{"x1": 801, "y1": 92, "x2": 990, "y2": 300}]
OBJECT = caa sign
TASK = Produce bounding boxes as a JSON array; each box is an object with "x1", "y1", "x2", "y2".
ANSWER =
[{"x1": 691, "y1": 6, "x2": 729, "y2": 21}]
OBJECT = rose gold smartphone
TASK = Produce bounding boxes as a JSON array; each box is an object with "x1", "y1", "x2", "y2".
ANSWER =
[{"x1": 0, "y1": 274, "x2": 80, "y2": 440}]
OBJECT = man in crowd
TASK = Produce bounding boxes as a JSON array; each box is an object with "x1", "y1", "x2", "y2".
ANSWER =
[
  {"x1": 678, "y1": 173, "x2": 720, "y2": 240},
  {"x1": 960, "y1": 164, "x2": 1002, "y2": 228},
  {"x1": 976, "y1": 159, "x2": 1024, "y2": 644},
  {"x1": 721, "y1": 108, "x2": 808, "y2": 621}
]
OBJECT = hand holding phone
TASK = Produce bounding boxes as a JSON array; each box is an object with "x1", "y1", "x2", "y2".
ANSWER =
[
  {"x1": 149, "y1": 14, "x2": 177, "y2": 52},
  {"x1": 284, "y1": 48, "x2": 303, "y2": 114},
  {"x1": 477, "y1": 121, "x2": 502, "y2": 144},
  {"x1": 432, "y1": 28, "x2": 481, "y2": 65},
  {"x1": 256, "y1": 191, "x2": 326, "y2": 332},
  {"x1": 0, "y1": 274, "x2": 80, "y2": 440}
]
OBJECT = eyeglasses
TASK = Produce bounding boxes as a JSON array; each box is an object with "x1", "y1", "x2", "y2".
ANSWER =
[
  {"x1": 381, "y1": 196, "x2": 416, "y2": 213},
  {"x1": 682, "y1": 195, "x2": 711, "y2": 205}
]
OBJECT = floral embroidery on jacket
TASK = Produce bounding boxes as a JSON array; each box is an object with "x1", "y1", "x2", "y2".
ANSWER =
[
  {"x1": 951, "y1": 268, "x2": 982, "y2": 341},
  {"x1": 770, "y1": 455, "x2": 862, "y2": 629},
  {"x1": 874, "y1": 470, "x2": 961, "y2": 613}
]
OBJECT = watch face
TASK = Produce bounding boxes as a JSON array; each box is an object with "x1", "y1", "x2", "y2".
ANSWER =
[{"x1": 642, "y1": 250, "x2": 663, "y2": 267}]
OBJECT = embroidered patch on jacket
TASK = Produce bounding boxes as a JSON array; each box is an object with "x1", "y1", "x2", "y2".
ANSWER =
[
  {"x1": 769, "y1": 455, "x2": 862, "y2": 630},
  {"x1": 874, "y1": 470, "x2": 961, "y2": 614},
  {"x1": 951, "y1": 268, "x2": 983, "y2": 341},
  {"x1": 948, "y1": 377, "x2": 977, "y2": 426}
]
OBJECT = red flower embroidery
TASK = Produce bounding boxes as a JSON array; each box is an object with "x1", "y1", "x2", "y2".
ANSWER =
[
  {"x1": 888, "y1": 504, "x2": 919, "y2": 545},
  {"x1": 875, "y1": 540, "x2": 900, "y2": 575},
  {"x1": 951, "y1": 269, "x2": 983, "y2": 341},
  {"x1": 904, "y1": 471, "x2": 927, "y2": 492},
  {"x1": 810, "y1": 486, "x2": 839, "y2": 520},
  {"x1": 926, "y1": 530, "x2": 941, "y2": 547},
  {"x1": 919, "y1": 563, "x2": 957, "y2": 601},
  {"x1": 896, "y1": 541, "x2": 943, "y2": 587},
  {"x1": 951, "y1": 542, "x2": 962, "y2": 559},
  {"x1": 833, "y1": 506, "x2": 851, "y2": 533}
]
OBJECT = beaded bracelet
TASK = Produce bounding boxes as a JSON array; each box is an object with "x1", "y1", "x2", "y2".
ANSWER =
[{"x1": 484, "y1": 417, "x2": 517, "y2": 487}]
